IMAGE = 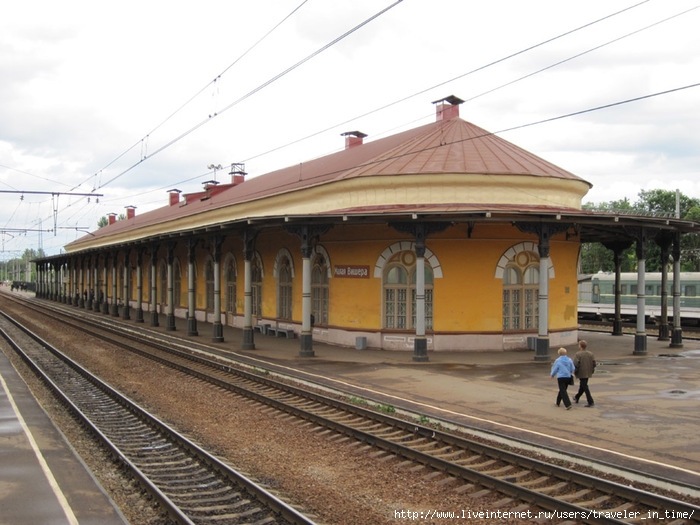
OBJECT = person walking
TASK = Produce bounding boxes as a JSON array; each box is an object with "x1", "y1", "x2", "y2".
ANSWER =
[
  {"x1": 551, "y1": 347, "x2": 575, "y2": 410},
  {"x1": 573, "y1": 340, "x2": 596, "y2": 407}
]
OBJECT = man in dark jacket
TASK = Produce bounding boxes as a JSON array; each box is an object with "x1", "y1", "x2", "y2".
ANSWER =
[{"x1": 573, "y1": 340, "x2": 596, "y2": 407}]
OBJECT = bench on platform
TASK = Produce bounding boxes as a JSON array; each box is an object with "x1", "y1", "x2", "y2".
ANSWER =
[{"x1": 268, "y1": 327, "x2": 295, "y2": 338}]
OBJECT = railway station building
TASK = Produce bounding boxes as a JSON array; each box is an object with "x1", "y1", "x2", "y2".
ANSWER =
[{"x1": 33, "y1": 97, "x2": 700, "y2": 360}]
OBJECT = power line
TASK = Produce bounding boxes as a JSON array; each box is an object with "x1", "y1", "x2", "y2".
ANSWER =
[
  {"x1": 25, "y1": 1, "x2": 695, "y2": 242},
  {"x1": 31, "y1": 1, "x2": 402, "y2": 238},
  {"x1": 241, "y1": 0, "x2": 653, "y2": 164},
  {"x1": 228, "y1": 82, "x2": 700, "y2": 201},
  {"x1": 53, "y1": 0, "x2": 650, "y2": 207},
  {"x1": 69, "y1": 0, "x2": 311, "y2": 193},
  {"x1": 462, "y1": 4, "x2": 700, "y2": 105},
  {"x1": 94, "y1": 0, "x2": 405, "y2": 192}
]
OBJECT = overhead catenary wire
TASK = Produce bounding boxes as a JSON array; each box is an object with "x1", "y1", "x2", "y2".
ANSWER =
[
  {"x1": 31, "y1": 0, "x2": 406, "y2": 238},
  {"x1": 12, "y1": 1, "x2": 698, "y2": 253},
  {"x1": 27, "y1": 80, "x2": 700, "y2": 257},
  {"x1": 218, "y1": 82, "x2": 700, "y2": 204},
  {"x1": 241, "y1": 0, "x2": 653, "y2": 164},
  {"x1": 41, "y1": 0, "x2": 652, "y2": 209},
  {"x1": 68, "y1": 0, "x2": 311, "y2": 193},
  {"x1": 94, "y1": 0, "x2": 405, "y2": 192},
  {"x1": 50, "y1": 0, "x2": 691, "y2": 232}
]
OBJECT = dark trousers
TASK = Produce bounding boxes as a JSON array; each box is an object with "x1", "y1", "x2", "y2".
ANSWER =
[
  {"x1": 556, "y1": 377, "x2": 572, "y2": 408},
  {"x1": 575, "y1": 377, "x2": 594, "y2": 405}
]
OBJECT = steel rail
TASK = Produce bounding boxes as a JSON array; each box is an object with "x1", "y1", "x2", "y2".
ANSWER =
[
  {"x1": 0, "y1": 310, "x2": 316, "y2": 525},
  {"x1": 6, "y1": 294, "x2": 700, "y2": 523}
]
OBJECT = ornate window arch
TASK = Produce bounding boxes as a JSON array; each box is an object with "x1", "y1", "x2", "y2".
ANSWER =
[
  {"x1": 374, "y1": 241, "x2": 443, "y2": 278},
  {"x1": 381, "y1": 249, "x2": 435, "y2": 331},
  {"x1": 496, "y1": 243, "x2": 546, "y2": 331}
]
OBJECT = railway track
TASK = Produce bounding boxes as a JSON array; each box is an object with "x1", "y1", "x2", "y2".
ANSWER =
[
  {"x1": 5, "y1": 294, "x2": 700, "y2": 524},
  {"x1": 0, "y1": 310, "x2": 316, "y2": 525}
]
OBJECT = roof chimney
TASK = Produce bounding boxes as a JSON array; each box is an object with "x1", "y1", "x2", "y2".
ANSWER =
[
  {"x1": 432, "y1": 95, "x2": 464, "y2": 121},
  {"x1": 168, "y1": 189, "x2": 181, "y2": 206},
  {"x1": 108, "y1": 213, "x2": 117, "y2": 225},
  {"x1": 201, "y1": 180, "x2": 219, "y2": 201},
  {"x1": 229, "y1": 163, "x2": 246, "y2": 185},
  {"x1": 125, "y1": 205, "x2": 136, "y2": 220},
  {"x1": 341, "y1": 131, "x2": 367, "y2": 150}
]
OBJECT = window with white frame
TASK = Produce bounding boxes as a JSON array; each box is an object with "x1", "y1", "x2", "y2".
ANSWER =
[
  {"x1": 311, "y1": 254, "x2": 329, "y2": 325},
  {"x1": 502, "y1": 261, "x2": 539, "y2": 331},
  {"x1": 383, "y1": 251, "x2": 433, "y2": 330},
  {"x1": 277, "y1": 256, "x2": 292, "y2": 320}
]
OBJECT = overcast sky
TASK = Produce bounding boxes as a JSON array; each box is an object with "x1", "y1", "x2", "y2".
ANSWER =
[{"x1": 1, "y1": 0, "x2": 699, "y2": 258}]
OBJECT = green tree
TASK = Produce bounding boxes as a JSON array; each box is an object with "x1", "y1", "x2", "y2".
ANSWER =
[
  {"x1": 97, "y1": 213, "x2": 126, "y2": 229},
  {"x1": 580, "y1": 190, "x2": 700, "y2": 273}
]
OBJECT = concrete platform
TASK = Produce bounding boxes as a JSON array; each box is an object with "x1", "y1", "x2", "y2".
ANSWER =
[{"x1": 0, "y1": 349, "x2": 127, "y2": 525}]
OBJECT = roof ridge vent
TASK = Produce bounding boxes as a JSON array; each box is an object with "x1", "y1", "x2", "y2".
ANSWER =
[
  {"x1": 432, "y1": 95, "x2": 464, "y2": 121},
  {"x1": 341, "y1": 130, "x2": 367, "y2": 150}
]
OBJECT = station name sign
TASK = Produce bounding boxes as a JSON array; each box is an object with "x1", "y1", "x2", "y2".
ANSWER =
[{"x1": 333, "y1": 265, "x2": 370, "y2": 278}]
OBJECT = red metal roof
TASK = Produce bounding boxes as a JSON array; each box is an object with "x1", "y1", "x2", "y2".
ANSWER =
[{"x1": 66, "y1": 115, "x2": 591, "y2": 249}]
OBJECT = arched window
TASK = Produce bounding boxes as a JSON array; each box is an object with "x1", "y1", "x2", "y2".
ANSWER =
[
  {"x1": 252, "y1": 257, "x2": 262, "y2": 317},
  {"x1": 205, "y1": 259, "x2": 214, "y2": 311},
  {"x1": 503, "y1": 262, "x2": 539, "y2": 331},
  {"x1": 225, "y1": 258, "x2": 236, "y2": 314},
  {"x1": 311, "y1": 254, "x2": 329, "y2": 325},
  {"x1": 277, "y1": 256, "x2": 292, "y2": 320},
  {"x1": 383, "y1": 251, "x2": 433, "y2": 330}
]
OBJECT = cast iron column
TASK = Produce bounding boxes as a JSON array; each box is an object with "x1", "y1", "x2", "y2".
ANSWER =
[
  {"x1": 413, "y1": 224, "x2": 428, "y2": 362},
  {"x1": 211, "y1": 236, "x2": 224, "y2": 342},
  {"x1": 657, "y1": 233, "x2": 671, "y2": 341},
  {"x1": 150, "y1": 244, "x2": 160, "y2": 327},
  {"x1": 92, "y1": 258, "x2": 99, "y2": 311},
  {"x1": 535, "y1": 233, "x2": 551, "y2": 362},
  {"x1": 671, "y1": 233, "x2": 683, "y2": 348},
  {"x1": 634, "y1": 232, "x2": 647, "y2": 355},
  {"x1": 79, "y1": 257, "x2": 85, "y2": 308},
  {"x1": 102, "y1": 254, "x2": 110, "y2": 314},
  {"x1": 613, "y1": 251, "x2": 623, "y2": 335},
  {"x1": 135, "y1": 248, "x2": 144, "y2": 323},
  {"x1": 85, "y1": 258, "x2": 92, "y2": 309},
  {"x1": 187, "y1": 238, "x2": 198, "y2": 336},
  {"x1": 166, "y1": 243, "x2": 176, "y2": 331},
  {"x1": 299, "y1": 227, "x2": 314, "y2": 357},
  {"x1": 242, "y1": 231, "x2": 256, "y2": 350},
  {"x1": 122, "y1": 249, "x2": 131, "y2": 320},
  {"x1": 601, "y1": 240, "x2": 633, "y2": 336},
  {"x1": 110, "y1": 255, "x2": 118, "y2": 316}
]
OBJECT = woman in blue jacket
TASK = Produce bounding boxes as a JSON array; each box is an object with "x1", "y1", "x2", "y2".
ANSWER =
[{"x1": 551, "y1": 347, "x2": 575, "y2": 409}]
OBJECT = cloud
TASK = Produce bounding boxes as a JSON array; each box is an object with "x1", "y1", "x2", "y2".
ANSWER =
[{"x1": 1, "y1": 0, "x2": 700, "y2": 256}]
